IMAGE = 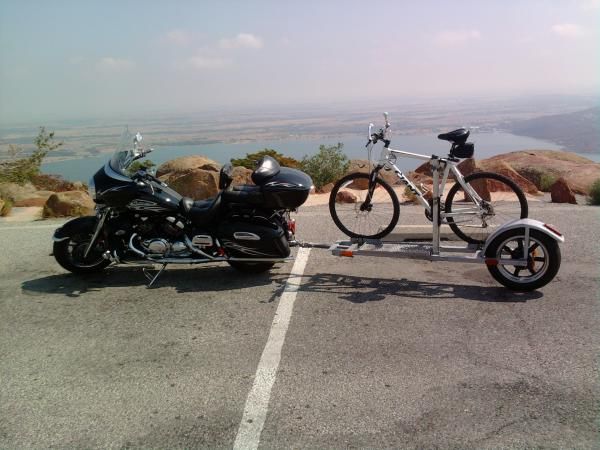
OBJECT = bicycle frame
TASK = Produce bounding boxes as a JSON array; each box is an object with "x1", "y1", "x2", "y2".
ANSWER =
[{"x1": 366, "y1": 140, "x2": 486, "y2": 222}]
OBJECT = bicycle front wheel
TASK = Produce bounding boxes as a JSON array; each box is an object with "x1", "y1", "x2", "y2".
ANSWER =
[
  {"x1": 445, "y1": 172, "x2": 528, "y2": 245},
  {"x1": 329, "y1": 172, "x2": 400, "y2": 239}
]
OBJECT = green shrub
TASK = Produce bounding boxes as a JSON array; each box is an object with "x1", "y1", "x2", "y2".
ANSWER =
[
  {"x1": 589, "y1": 178, "x2": 600, "y2": 205},
  {"x1": 300, "y1": 143, "x2": 349, "y2": 189},
  {"x1": 231, "y1": 149, "x2": 301, "y2": 169},
  {"x1": 539, "y1": 173, "x2": 557, "y2": 192},
  {"x1": 127, "y1": 159, "x2": 156, "y2": 176},
  {"x1": 0, "y1": 127, "x2": 62, "y2": 184},
  {"x1": 516, "y1": 167, "x2": 557, "y2": 192}
]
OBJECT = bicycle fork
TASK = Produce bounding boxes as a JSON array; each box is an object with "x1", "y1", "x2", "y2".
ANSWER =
[{"x1": 361, "y1": 167, "x2": 382, "y2": 210}]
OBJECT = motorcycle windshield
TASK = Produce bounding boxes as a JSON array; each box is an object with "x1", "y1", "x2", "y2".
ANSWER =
[{"x1": 109, "y1": 128, "x2": 140, "y2": 177}]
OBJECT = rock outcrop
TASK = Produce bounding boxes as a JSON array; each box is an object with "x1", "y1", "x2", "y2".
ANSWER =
[
  {"x1": 410, "y1": 150, "x2": 600, "y2": 198},
  {"x1": 455, "y1": 158, "x2": 478, "y2": 177},
  {"x1": 169, "y1": 170, "x2": 219, "y2": 200},
  {"x1": 14, "y1": 190, "x2": 55, "y2": 207},
  {"x1": 231, "y1": 166, "x2": 253, "y2": 186},
  {"x1": 345, "y1": 160, "x2": 398, "y2": 188},
  {"x1": 43, "y1": 191, "x2": 95, "y2": 218},
  {"x1": 156, "y1": 156, "x2": 220, "y2": 177},
  {"x1": 156, "y1": 156, "x2": 255, "y2": 200},
  {"x1": 550, "y1": 178, "x2": 577, "y2": 204},
  {"x1": 335, "y1": 190, "x2": 358, "y2": 203},
  {"x1": 320, "y1": 183, "x2": 334, "y2": 194},
  {"x1": 480, "y1": 150, "x2": 600, "y2": 195},
  {"x1": 0, "y1": 182, "x2": 56, "y2": 208},
  {"x1": 157, "y1": 156, "x2": 221, "y2": 200},
  {"x1": 414, "y1": 158, "x2": 478, "y2": 180},
  {"x1": 0, "y1": 182, "x2": 35, "y2": 200},
  {"x1": 477, "y1": 160, "x2": 539, "y2": 195}
]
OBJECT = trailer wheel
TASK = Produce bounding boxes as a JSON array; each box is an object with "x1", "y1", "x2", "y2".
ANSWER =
[{"x1": 485, "y1": 228, "x2": 560, "y2": 291}]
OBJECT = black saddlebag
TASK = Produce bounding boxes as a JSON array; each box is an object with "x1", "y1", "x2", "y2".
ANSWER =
[{"x1": 218, "y1": 220, "x2": 291, "y2": 258}]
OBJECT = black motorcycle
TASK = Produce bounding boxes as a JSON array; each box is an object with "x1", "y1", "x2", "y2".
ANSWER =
[{"x1": 52, "y1": 130, "x2": 313, "y2": 285}]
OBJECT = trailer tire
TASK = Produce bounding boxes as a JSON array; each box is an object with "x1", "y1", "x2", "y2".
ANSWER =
[{"x1": 485, "y1": 228, "x2": 560, "y2": 291}]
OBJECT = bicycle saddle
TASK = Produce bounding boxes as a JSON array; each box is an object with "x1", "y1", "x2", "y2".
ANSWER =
[{"x1": 438, "y1": 128, "x2": 470, "y2": 145}]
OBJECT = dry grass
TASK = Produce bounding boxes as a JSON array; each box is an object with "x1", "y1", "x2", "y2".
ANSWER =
[{"x1": 0, "y1": 198, "x2": 13, "y2": 217}]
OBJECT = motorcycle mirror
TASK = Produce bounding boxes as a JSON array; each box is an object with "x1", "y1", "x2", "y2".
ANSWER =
[
  {"x1": 134, "y1": 132, "x2": 143, "y2": 145},
  {"x1": 147, "y1": 167, "x2": 157, "y2": 176}
]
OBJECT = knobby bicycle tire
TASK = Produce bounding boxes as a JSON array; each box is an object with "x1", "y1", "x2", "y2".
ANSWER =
[
  {"x1": 329, "y1": 172, "x2": 400, "y2": 239},
  {"x1": 445, "y1": 171, "x2": 528, "y2": 245}
]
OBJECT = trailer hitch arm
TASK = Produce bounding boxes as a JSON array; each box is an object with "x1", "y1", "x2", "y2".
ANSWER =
[{"x1": 289, "y1": 240, "x2": 332, "y2": 249}]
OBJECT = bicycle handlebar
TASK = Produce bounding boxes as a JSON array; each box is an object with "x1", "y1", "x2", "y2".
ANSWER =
[{"x1": 366, "y1": 112, "x2": 391, "y2": 147}]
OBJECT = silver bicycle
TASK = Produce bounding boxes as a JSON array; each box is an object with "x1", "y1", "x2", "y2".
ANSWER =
[{"x1": 329, "y1": 113, "x2": 528, "y2": 245}]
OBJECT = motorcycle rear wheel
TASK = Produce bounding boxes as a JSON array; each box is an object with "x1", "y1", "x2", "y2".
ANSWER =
[{"x1": 227, "y1": 261, "x2": 275, "y2": 274}]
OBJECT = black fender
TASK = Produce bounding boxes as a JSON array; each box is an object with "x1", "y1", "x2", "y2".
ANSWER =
[{"x1": 52, "y1": 216, "x2": 97, "y2": 241}]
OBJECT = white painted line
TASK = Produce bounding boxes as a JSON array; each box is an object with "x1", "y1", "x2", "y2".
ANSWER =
[{"x1": 233, "y1": 247, "x2": 311, "y2": 450}]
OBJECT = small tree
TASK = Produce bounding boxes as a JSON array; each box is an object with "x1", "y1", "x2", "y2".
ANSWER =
[
  {"x1": 0, "y1": 127, "x2": 63, "y2": 184},
  {"x1": 231, "y1": 149, "x2": 301, "y2": 169},
  {"x1": 301, "y1": 143, "x2": 349, "y2": 189}
]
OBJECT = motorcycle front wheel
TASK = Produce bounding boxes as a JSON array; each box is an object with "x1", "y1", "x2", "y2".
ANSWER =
[{"x1": 53, "y1": 232, "x2": 111, "y2": 274}]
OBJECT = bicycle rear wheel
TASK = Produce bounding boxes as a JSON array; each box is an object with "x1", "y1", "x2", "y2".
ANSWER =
[
  {"x1": 445, "y1": 172, "x2": 528, "y2": 245},
  {"x1": 329, "y1": 172, "x2": 400, "y2": 239}
]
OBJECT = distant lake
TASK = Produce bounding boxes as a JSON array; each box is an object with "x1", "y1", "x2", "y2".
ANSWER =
[{"x1": 42, "y1": 131, "x2": 592, "y2": 182}]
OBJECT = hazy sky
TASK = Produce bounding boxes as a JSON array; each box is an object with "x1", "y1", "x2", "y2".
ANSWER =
[{"x1": 1, "y1": 0, "x2": 598, "y2": 124}]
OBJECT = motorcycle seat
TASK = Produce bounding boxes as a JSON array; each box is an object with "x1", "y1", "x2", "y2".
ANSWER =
[
  {"x1": 180, "y1": 195, "x2": 221, "y2": 225},
  {"x1": 221, "y1": 185, "x2": 263, "y2": 205}
]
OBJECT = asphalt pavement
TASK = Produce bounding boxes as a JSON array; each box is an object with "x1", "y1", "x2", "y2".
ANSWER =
[{"x1": 0, "y1": 201, "x2": 598, "y2": 448}]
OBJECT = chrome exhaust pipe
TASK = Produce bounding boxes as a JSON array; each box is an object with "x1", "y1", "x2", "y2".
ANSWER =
[{"x1": 128, "y1": 233, "x2": 291, "y2": 264}]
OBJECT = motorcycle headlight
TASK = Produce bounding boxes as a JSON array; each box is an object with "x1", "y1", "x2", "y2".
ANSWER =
[{"x1": 88, "y1": 177, "x2": 96, "y2": 200}]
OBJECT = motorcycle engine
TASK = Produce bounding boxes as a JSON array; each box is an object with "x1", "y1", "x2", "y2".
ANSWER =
[
  {"x1": 136, "y1": 215, "x2": 189, "y2": 256},
  {"x1": 141, "y1": 238, "x2": 189, "y2": 256}
]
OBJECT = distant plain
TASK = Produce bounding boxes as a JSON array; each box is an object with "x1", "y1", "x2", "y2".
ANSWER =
[{"x1": 1, "y1": 95, "x2": 598, "y2": 181}]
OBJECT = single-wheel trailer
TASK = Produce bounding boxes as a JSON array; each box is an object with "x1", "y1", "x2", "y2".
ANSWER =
[
  {"x1": 328, "y1": 217, "x2": 563, "y2": 292},
  {"x1": 302, "y1": 113, "x2": 564, "y2": 292}
]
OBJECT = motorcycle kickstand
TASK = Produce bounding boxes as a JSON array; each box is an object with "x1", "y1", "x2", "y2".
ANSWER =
[{"x1": 142, "y1": 263, "x2": 168, "y2": 288}]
